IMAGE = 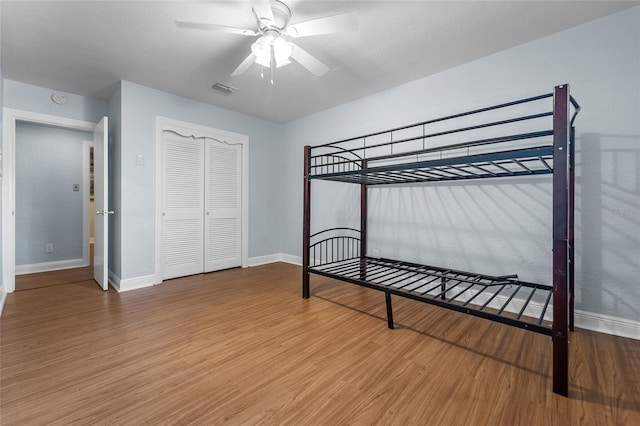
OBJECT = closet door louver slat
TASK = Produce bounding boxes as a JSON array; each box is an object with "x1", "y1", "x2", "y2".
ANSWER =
[
  {"x1": 162, "y1": 134, "x2": 204, "y2": 280},
  {"x1": 205, "y1": 139, "x2": 242, "y2": 272}
]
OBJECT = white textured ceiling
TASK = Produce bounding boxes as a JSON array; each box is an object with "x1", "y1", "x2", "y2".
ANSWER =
[{"x1": 1, "y1": 1, "x2": 637, "y2": 122}]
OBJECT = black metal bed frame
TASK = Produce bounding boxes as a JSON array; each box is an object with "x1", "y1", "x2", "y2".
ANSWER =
[{"x1": 302, "y1": 84, "x2": 580, "y2": 397}]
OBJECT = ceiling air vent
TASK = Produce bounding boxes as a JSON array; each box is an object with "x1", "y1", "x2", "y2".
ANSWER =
[{"x1": 211, "y1": 82, "x2": 238, "y2": 94}]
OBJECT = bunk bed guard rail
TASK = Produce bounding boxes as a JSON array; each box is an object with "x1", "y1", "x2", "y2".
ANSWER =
[{"x1": 301, "y1": 84, "x2": 580, "y2": 397}]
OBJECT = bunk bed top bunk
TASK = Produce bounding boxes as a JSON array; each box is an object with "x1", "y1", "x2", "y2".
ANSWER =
[
  {"x1": 307, "y1": 92, "x2": 580, "y2": 185},
  {"x1": 302, "y1": 84, "x2": 580, "y2": 396}
]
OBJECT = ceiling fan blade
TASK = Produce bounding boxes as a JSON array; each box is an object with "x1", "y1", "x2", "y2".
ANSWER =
[
  {"x1": 231, "y1": 53, "x2": 257, "y2": 77},
  {"x1": 286, "y1": 13, "x2": 358, "y2": 38},
  {"x1": 290, "y1": 42, "x2": 329, "y2": 77},
  {"x1": 175, "y1": 20, "x2": 257, "y2": 36},
  {"x1": 251, "y1": 0, "x2": 275, "y2": 28}
]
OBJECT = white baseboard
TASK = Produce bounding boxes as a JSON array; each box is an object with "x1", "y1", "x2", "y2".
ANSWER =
[
  {"x1": 0, "y1": 290, "x2": 7, "y2": 318},
  {"x1": 248, "y1": 253, "x2": 301, "y2": 266},
  {"x1": 279, "y1": 254, "x2": 302, "y2": 266},
  {"x1": 16, "y1": 258, "x2": 88, "y2": 275},
  {"x1": 574, "y1": 310, "x2": 640, "y2": 340},
  {"x1": 248, "y1": 254, "x2": 282, "y2": 267},
  {"x1": 108, "y1": 270, "x2": 159, "y2": 292}
]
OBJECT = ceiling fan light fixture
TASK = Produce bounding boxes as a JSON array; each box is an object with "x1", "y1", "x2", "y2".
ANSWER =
[
  {"x1": 251, "y1": 34, "x2": 292, "y2": 68},
  {"x1": 273, "y1": 37, "x2": 292, "y2": 65}
]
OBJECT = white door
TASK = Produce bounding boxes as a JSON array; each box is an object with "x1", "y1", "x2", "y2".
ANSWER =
[
  {"x1": 162, "y1": 133, "x2": 205, "y2": 280},
  {"x1": 204, "y1": 138, "x2": 242, "y2": 272},
  {"x1": 93, "y1": 117, "x2": 109, "y2": 291}
]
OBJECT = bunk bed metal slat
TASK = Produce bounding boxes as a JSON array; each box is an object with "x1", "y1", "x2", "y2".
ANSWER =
[
  {"x1": 448, "y1": 277, "x2": 482, "y2": 302},
  {"x1": 479, "y1": 284, "x2": 508, "y2": 311},
  {"x1": 497, "y1": 283, "x2": 524, "y2": 315},
  {"x1": 516, "y1": 287, "x2": 537, "y2": 320},
  {"x1": 400, "y1": 275, "x2": 441, "y2": 292},
  {"x1": 489, "y1": 161, "x2": 516, "y2": 175},
  {"x1": 538, "y1": 156, "x2": 553, "y2": 172},
  {"x1": 356, "y1": 263, "x2": 399, "y2": 280},
  {"x1": 538, "y1": 290, "x2": 553, "y2": 325},
  {"x1": 513, "y1": 158, "x2": 533, "y2": 173},
  {"x1": 386, "y1": 271, "x2": 424, "y2": 287}
]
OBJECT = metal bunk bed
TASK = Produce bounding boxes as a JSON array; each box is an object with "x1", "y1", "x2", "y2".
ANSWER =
[{"x1": 302, "y1": 84, "x2": 580, "y2": 397}]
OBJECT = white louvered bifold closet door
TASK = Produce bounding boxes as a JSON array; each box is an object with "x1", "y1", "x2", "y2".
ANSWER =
[
  {"x1": 162, "y1": 133, "x2": 205, "y2": 280},
  {"x1": 204, "y1": 138, "x2": 242, "y2": 272}
]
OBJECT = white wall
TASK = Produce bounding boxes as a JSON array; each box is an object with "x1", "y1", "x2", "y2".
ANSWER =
[
  {"x1": 281, "y1": 6, "x2": 640, "y2": 323},
  {"x1": 15, "y1": 123, "x2": 90, "y2": 266}
]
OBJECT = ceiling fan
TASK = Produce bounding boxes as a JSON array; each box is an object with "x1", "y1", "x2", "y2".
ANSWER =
[{"x1": 175, "y1": 0, "x2": 357, "y2": 83}]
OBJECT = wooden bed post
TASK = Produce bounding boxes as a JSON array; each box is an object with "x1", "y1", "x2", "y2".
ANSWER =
[
  {"x1": 361, "y1": 160, "x2": 368, "y2": 259},
  {"x1": 552, "y1": 84, "x2": 570, "y2": 397},
  {"x1": 569, "y1": 126, "x2": 576, "y2": 331},
  {"x1": 359, "y1": 160, "x2": 368, "y2": 281},
  {"x1": 302, "y1": 145, "x2": 311, "y2": 299}
]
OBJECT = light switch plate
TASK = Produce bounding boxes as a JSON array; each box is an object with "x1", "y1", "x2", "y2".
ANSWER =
[{"x1": 136, "y1": 154, "x2": 145, "y2": 166}]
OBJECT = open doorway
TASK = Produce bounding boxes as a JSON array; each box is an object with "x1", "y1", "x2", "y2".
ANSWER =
[
  {"x1": 13, "y1": 124, "x2": 94, "y2": 291},
  {"x1": 2, "y1": 108, "x2": 110, "y2": 293}
]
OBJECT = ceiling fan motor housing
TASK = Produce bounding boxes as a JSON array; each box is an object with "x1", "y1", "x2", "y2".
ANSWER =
[{"x1": 255, "y1": 0, "x2": 291, "y2": 31}]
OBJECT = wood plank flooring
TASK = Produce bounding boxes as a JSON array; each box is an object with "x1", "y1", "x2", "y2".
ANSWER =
[{"x1": 1, "y1": 262, "x2": 639, "y2": 425}]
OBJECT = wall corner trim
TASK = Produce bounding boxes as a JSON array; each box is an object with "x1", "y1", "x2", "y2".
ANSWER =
[
  {"x1": 109, "y1": 270, "x2": 159, "y2": 293},
  {"x1": 0, "y1": 290, "x2": 7, "y2": 318}
]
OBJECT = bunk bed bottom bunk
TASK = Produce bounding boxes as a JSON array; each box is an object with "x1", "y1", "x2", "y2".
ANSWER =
[{"x1": 307, "y1": 257, "x2": 553, "y2": 335}]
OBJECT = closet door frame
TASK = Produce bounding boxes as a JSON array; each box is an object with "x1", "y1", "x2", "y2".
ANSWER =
[{"x1": 155, "y1": 117, "x2": 249, "y2": 283}]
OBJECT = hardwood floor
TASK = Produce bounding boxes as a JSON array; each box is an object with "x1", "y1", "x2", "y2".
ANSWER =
[{"x1": 1, "y1": 262, "x2": 639, "y2": 425}]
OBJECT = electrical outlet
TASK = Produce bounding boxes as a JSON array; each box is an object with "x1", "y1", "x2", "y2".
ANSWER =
[
  {"x1": 45, "y1": 243, "x2": 54, "y2": 253},
  {"x1": 373, "y1": 248, "x2": 380, "y2": 258}
]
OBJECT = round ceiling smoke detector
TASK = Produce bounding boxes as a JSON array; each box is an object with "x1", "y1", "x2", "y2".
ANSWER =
[{"x1": 51, "y1": 93, "x2": 67, "y2": 104}]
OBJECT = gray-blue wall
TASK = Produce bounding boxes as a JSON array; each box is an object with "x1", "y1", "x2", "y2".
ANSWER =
[
  {"x1": 0, "y1": 9, "x2": 4, "y2": 292},
  {"x1": 281, "y1": 6, "x2": 640, "y2": 322},
  {"x1": 107, "y1": 82, "x2": 122, "y2": 278},
  {"x1": 3, "y1": 80, "x2": 107, "y2": 123},
  {"x1": 117, "y1": 81, "x2": 282, "y2": 280},
  {"x1": 15, "y1": 123, "x2": 91, "y2": 265}
]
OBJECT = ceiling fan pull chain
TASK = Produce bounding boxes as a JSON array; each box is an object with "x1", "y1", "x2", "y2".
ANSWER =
[{"x1": 270, "y1": 42, "x2": 276, "y2": 85}]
